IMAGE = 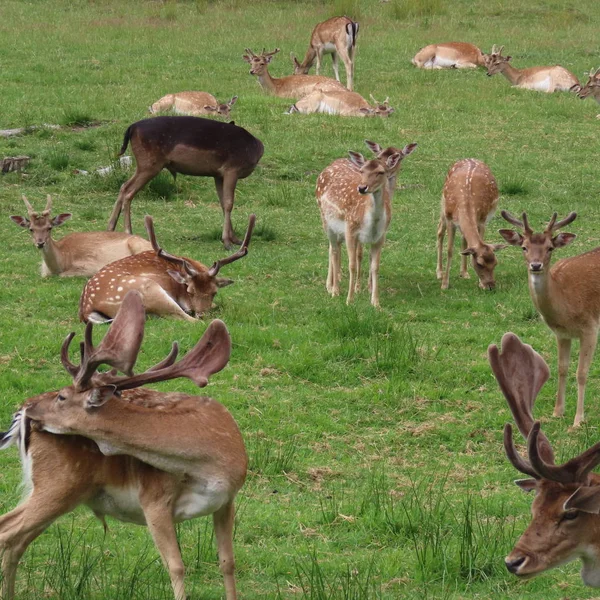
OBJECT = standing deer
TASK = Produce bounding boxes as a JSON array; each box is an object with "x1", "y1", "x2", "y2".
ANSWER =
[
  {"x1": 573, "y1": 67, "x2": 600, "y2": 117},
  {"x1": 0, "y1": 291, "x2": 246, "y2": 600},
  {"x1": 107, "y1": 116, "x2": 263, "y2": 249},
  {"x1": 412, "y1": 42, "x2": 488, "y2": 69},
  {"x1": 291, "y1": 16, "x2": 359, "y2": 90},
  {"x1": 436, "y1": 159, "x2": 505, "y2": 290},
  {"x1": 287, "y1": 91, "x2": 394, "y2": 117},
  {"x1": 81, "y1": 214, "x2": 254, "y2": 323},
  {"x1": 316, "y1": 141, "x2": 417, "y2": 307},
  {"x1": 149, "y1": 92, "x2": 238, "y2": 118},
  {"x1": 10, "y1": 195, "x2": 152, "y2": 277},
  {"x1": 243, "y1": 48, "x2": 346, "y2": 99},
  {"x1": 486, "y1": 45, "x2": 579, "y2": 92},
  {"x1": 489, "y1": 332, "x2": 600, "y2": 586},
  {"x1": 498, "y1": 210, "x2": 600, "y2": 427}
]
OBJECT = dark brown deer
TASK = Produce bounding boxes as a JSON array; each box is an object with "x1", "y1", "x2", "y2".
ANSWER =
[{"x1": 106, "y1": 116, "x2": 264, "y2": 249}]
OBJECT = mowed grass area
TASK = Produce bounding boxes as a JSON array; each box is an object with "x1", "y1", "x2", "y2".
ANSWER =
[{"x1": 1, "y1": 0, "x2": 600, "y2": 597}]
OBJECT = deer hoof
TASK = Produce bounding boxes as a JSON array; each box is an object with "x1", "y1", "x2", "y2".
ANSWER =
[{"x1": 460, "y1": 272, "x2": 470, "y2": 279}]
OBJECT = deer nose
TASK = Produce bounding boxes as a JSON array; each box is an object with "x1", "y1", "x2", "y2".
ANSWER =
[
  {"x1": 357, "y1": 185, "x2": 368, "y2": 194},
  {"x1": 530, "y1": 262, "x2": 543, "y2": 272},
  {"x1": 505, "y1": 556, "x2": 526, "y2": 574},
  {"x1": 36, "y1": 242, "x2": 45, "y2": 249}
]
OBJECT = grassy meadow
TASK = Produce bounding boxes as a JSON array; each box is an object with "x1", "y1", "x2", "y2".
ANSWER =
[{"x1": 1, "y1": 0, "x2": 600, "y2": 597}]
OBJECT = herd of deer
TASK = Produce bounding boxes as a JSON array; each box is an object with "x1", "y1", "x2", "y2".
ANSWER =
[{"x1": 3, "y1": 13, "x2": 600, "y2": 600}]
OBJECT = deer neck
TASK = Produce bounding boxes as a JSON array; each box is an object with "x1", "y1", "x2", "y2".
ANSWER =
[
  {"x1": 41, "y1": 237, "x2": 63, "y2": 275},
  {"x1": 301, "y1": 47, "x2": 316, "y2": 70},
  {"x1": 456, "y1": 210, "x2": 482, "y2": 249},
  {"x1": 527, "y1": 266, "x2": 560, "y2": 324},
  {"x1": 499, "y1": 63, "x2": 523, "y2": 85},
  {"x1": 581, "y1": 543, "x2": 600, "y2": 587},
  {"x1": 256, "y1": 69, "x2": 278, "y2": 94}
]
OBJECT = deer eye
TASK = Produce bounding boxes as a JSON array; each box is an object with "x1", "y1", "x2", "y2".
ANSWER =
[
  {"x1": 522, "y1": 246, "x2": 527, "y2": 252},
  {"x1": 563, "y1": 510, "x2": 579, "y2": 521},
  {"x1": 56, "y1": 393, "x2": 66, "y2": 402}
]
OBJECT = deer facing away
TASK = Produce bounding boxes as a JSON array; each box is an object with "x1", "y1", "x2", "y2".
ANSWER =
[
  {"x1": 149, "y1": 92, "x2": 238, "y2": 118},
  {"x1": 10, "y1": 195, "x2": 152, "y2": 277},
  {"x1": 412, "y1": 42, "x2": 488, "y2": 69},
  {"x1": 287, "y1": 91, "x2": 394, "y2": 118}
]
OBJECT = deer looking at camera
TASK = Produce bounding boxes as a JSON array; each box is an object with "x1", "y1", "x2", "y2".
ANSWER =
[
  {"x1": 436, "y1": 159, "x2": 505, "y2": 290},
  {"x1": 287, "y1": 91, "x2": 393, "y2": 117},
  {"x1": 499, "y1": 210, "x2": 600, "y2": 427},
  {"x1": 489, "y1": 332, "x2": 600, "y2": 587},
  {"x1": 10, "y1": 195, "x2": 152, "y2": 277},
  {"x1": 107, "y1": 116, "x2": 263, "y2": 249},
  {"x1": 149, "y1": 92, "x2": 238, "y2": 118},
  {"x1": 573, "y1": 68, "x2": 600, "y2": 117},
  {"x1": 411, "y1": 42, "x2": 488, "y2": 69},
  {"x1": 291, "y1": 16, "x2": 359, "y2": 90},
  {"x1": 0, "y1": 291, "x2": 246, "y2": 600},
  {"x1": 80, "y1": 215, "x2": 254, "y2": 323}
]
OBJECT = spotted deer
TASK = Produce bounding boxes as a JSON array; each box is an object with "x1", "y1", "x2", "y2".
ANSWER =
[
  {"x1": 287, "y1": 91, "x2": 393, "y2": 117},
  {"x1": 149, "y1": 92, "x2": 237, "y2": 118},
  {"x1": 412, "y1": 42, "x2": 488, "y2": 69},
  {"x1": 436, "y1": 159, "x2": 505, "y2": 290},
  {"x1": 573, "y1": 67, "x2": 600, "y2": 117},
  {"x1": 291, "y1": 16, "x2": 359, "y2": 90},
  {"x1": 0, "y1": 291, "x2": 246, "y2": 600},
  {"x1": 10, "y1": 195, "x2": 152, "y2": 277}
]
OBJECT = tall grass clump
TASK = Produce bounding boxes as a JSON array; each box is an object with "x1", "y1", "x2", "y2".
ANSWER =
[
  {"x1": 60, "y1": 109, "x2": 97, "y2": 128},
  {"x1": 47, "y1": 148, "x2": 70, "y2": 171},
  {"x1": 388, "y1": 0, "x2": 445, "y2": 20}
]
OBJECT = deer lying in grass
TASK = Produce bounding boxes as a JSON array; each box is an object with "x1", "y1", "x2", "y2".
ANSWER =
[
  {"x1": 412, "y1": 42, "x2": 488, "y2": 69},
  {"x1": 149, "y1": 92, "x2": 238, "y2": 118},
  {"x1": 10, "y1": 195, "x2": 152, "y2": 277},
  {"x1": 573, "y1": 67, "x2": 600, "y2": 117},
  {"x1": 243, "y1": 48, "x2": 346, "y2": 99},
  {"x1": 291, "y1": 16, "x2": 359, "y2": 90},
  {"x1": 490, "y1": 332, "x2": 600, "y2": 586},
  {"x1": 436, "y1": 159, "x2": 505, "y2": 290},
  {"x1": 287, "y1": 91, "x2": 393, "y2": 117},
  {"x1": 107, "y1": 116, "x2": 263, "y2": 249},
  {"x1": 0, "y1": 291, "x2": 246, "y2": 600},
  {"x1": 486, "y1": 45, "x2": 579, "y2": 92},
  {"x1": 81, "y1": 214, "x2": 254, "y2": 323}
]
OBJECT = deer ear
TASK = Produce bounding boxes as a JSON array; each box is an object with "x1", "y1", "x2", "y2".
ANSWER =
[
  {"x1": 386, "y1": 152, "x2": 403, "y2": 170},
  {"x1": 348, "y1": 151, "x2": 366, "y2": 169},
  {"x1": 52, "y1": 213, "x2": 72, "y2": 227},
  {"x1": 228, "y1": 96, "x2": 238, "y2": 106},
  {"x1": 552, "y1": 233, "x2": 576, "y2": 248},
  {"x1": 364, "y1": 140, "x2": 382, "y2": 154},
  {"x1": 498, "y1": 229, "x2": 523, "y2": 246},
  {"x1": 167, "y1": 269, "x2": 188, "y2": 285},
  {"x1": 204, "y1": 105, "x2": 217, "y2": 112},
  {"x1": 242, "y1": 54, "x2": 251, "y2": 63},
  {"x1": 460, "y1": 247, "x2": 476, "y2": 256},
  {"x1": 506, "y1": 55, "x2": 512, "y2": 62},
  {"x1": 386, "y1": 107, "x2": 395, "y2": 115},
  {"x1": 492, "y1": 243, "x2": 508, "y2": 252},
  {"x1": 565, "y1": 486, "x2": 600, "y2": 514},
  {"x1": 402, "y1": 143, "x2": 418, "y2": 156},
  {"x1": 86, "y1": 385, "x2": 117, "y2": 410},
  {"x1": 359, "y1": 107, "x2": 372, "y2": 114},
  {"x1": 10, "y1": 215, "x2": 30, "y2": 228},
  {"x1": 216, "y1": 277, "x2": 234, "y2": 288},
  {"x1": 515, "y1": 479, "x2": 537, "y2": 492}
]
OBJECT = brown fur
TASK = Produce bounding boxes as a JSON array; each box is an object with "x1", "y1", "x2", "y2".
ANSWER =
[
  {"x1": 412, "y1": 42, "x2": 487, "y2": 69},
  {"x1": 290, "y1": 90, "x2": 393, "y2": 117},
  {"x1": 149, "y1": 92, "x2": 237, "y2": 118}
]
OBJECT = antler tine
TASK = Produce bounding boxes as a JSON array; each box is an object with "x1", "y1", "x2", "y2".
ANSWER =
[
  {"x1": 244, "y1": 48, "x2": 256, "y2": 57},
  {"x1": 498, "y1": 45, "x2": 505, "y2": 55},
  {"x1": 522, "y1": 212, "x2": 533, "y2": 234},
  {"x1": 42, "y1": 194, "x2": 52, "y2": 216},
  {"x1": 491, "y1": 44, "x2": 497, "y2": 54},
  {"x1": 369, "y1": 93, "x2": 379, "y2": 105},
  {"x1": 208, "y1": 214, "x2": 256, "y2": 277},
  {"x1": 552, "y1": 211, "x2": 577, "y2": 232},
  {"x1": 504, "y1": 424, "x2": 540, "y2": 479},
  {"x1": 60, "y1": 332, "x2": 80, "y2": 377},
  {"x1": 147, "y1": 342, "x2": 179, "y2": 372},
  {"x1": 544, "y1": 212, "x2": 557, "y2": 233},
  {"x1": 500, "y1": 210, "x2": 524, "y2": 228},
  {"x1": 527, "y1": 423, "x2": 581, "y2": 483},
  {"x1": 383, "y1": 96, "x2": 390, "y2": 105},
  {"x1": 264, "y1": 48, "x2": 280, "y2": 57},
  {"x1": 21, "y1": 195, "x2": 35, "y2": 217}
]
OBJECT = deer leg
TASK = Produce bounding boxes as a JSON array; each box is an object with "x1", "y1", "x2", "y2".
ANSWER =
[
  {"x1": 213, "y1": 502, "x2": 238, "y2": 600},
  {"x1": 140, "y1": 281, "x2": 197, "y2": 322},
  {"x1": 441, "y1": 222, "x2": 455, "y2": 290},
  {"x1": 369, "y1": 239, "x2": 385, "y2": 308},
  {"x1": 436, "y1": 217, "x2": 446, "y2": 281},
  {"x1": 459, "y1": 235, "x2": 470, "y2": 278},
  {"x1": 337, "y1": 48, "x2": 352, "y2": 89},
  {"x1": 215, "y1": 174, "x2": 242, "y2": 249},
  {"x1": 331, "y1": 52, "x2": 341, "y2": 82},
  {"x1": 345, "y1": 229, "x2": 358, "y2": 305},
  {"x1": 315, "y1": 51, "x2": 322, "y2": 76},
  {"x1": 574, "y1": 332, "x2": 599, "y2": 427},
  {"x1": 355, "y1": 243, "x2": 363, "y2": 292},
  {"x1": 554, "y1": 336, "x2": 571, "y2": 418},
  {"x1": 330, "y1": 239, "x2": 342, "y2": 296}
]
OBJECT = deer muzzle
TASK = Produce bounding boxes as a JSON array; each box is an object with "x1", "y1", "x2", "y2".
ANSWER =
[{"x1": 505, "y1": 554, "x2": 527, "y2": 574}]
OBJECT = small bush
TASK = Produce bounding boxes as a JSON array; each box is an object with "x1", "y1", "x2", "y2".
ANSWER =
[
  {"x1": 74, "y1": 139, "x2": 96, "y2": 152},
  {"x1": 60, "y1": 109, "x2": 97, "y2": 128}
]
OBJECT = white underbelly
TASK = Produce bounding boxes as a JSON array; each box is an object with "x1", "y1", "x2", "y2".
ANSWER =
[
  {"x1": 325, "y1": 215, "x2": 346, "y2": 242},
  {"x1": 524, "y1": 76, "x2": 552, "y2": 92},
  {"x1": 431, "y1": 56, "x2": 458, "y2": 68},
  {"x1": 358, "y1": 205, "x2": 387, "y2": 244},
  {"x1": 322, "y1": 42, "x2": 336, "y2": 54}
]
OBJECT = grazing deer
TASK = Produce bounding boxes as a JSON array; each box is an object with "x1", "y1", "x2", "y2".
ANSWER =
[
  {"x1": 1, "y1": 291, "x2": 246, "y2": 600},
  {"x1": 436, "y1": 159, "x2": 505, "y2": 290},
  {"x1": 107, "y1": 116, "x2": 263, "y2": 249},
  {"x1": 291, "y1": 16, "x2": 359, "y2": 90},
  {"x1": 81, "y1": 214, "x2": 254, "y2": 323},
  {"x1": 243, "y1": 48, "x2": 346, "y2": 99},
  {"x1": 573, "y1": 67, "x2": 600, "y2": 117},
  {"x1": 499, "y1": 210, "x2": 600, "y2": 427},
  {"x1": 486, "y1": 45, "x2": 579, "y2": 92},
  {"x1": 287, "y1": 91, "x2": 394, "y2": 117},
  {"x1": 10, "y1": 195, "x2": 152, "y2": 277},
  {"x1": 489, "y1": 332, "x2": 600, "y2": 586},
  {"x1": 149, "y1": 92, "x2": 238, "y2": 118},
  {"x1": 316, "y1": 141, "x2": 417, "y2": 307},
  {"x1": 412, "y1": 42, "x2": 488, "y2": 69}
]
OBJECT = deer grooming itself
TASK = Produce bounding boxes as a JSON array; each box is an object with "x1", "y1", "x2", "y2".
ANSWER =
[
  {"x1": 489, "y1": 332, "x2": 600, "y2": 586},
  {"x1": 291, "y1": 16, "x2": 359, "y2": 90},
  {"x1": 573, "y1": 68, "x2": 600, "y2": 117},
  {"x1": 287, "y1": 91, "x2": 394, "y2": 117},
  {"x1": 499, "y1": 210, "x2": 600, "y2": 427},
  {"x1": 411, "y1": 42, "x2": 488, "y2": 69},
  {"x1": 107, "y1": 116, "x2": 263, "y2": 249},
  {"x1": 486, "y1": 45, "x2": 579, "y2": 92},
  {"x1": 0, "y1": 291, "x2": 246, "y2": 600},
  {"x1": 436, "y1": 159, "x2": 505, "y2": 290},
  {"x1": 10, "y1": 195, "x2": 152, "y2": 277},
  {"x1": 243, "y1": 48, "x2": 346, "y2": 99},
  {"x1": 316, "y1": 141, "x2": 417, "y2": 307},
  {"x1": 149, "y1": 92, "x2": 238, "y2": 118},
  {"x1": 80, "y1": 214, "x2": 254, "y2": 324}
]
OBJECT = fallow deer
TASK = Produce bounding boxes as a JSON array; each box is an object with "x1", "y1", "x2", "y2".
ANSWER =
[
  {"x1": 316, "y1": 141, "x2": 417, "y2": 307},
  {"x1": 499, "y1": 210, "x2": 600, "y2": 427},
  {"x1": 486, "y1": 45, "x2": 579, "y2": 92},
  {"x1": 489, "y1": 332, "x2": 600, "y2": 587},
  {"x1": 1, "y1": 291, "x2": 246, "y2": 600},
  {"x1": 243, "y1": 48, "x2": 346, "y2": 99},
  {"x1": 10, "y1": 195, "x2": 152, "y2": 277},
  {"x1": 573, "y1": 67, "x2": 600, "y2": 117},
  {"x1": 291, "y1": 16, "x2": 359, "y2": 90},
  {"x1": 107, "y1": 116, "x2": 263, "y2": 249},
  {"x1": 287, "y1": 91, "x2": 394, "y2": 117},
  {"x1": 80, "y1": 214, "x2": 254, "y2": 323},
  {"x1": 411, "y1": 42, "x2": 488, "y2": 69},
  {"x1": 436, "y1": 159, "x2": 505, "y2": 290},
  {"x1": 149, "y1": 92, "x2": 238, "y2": 118}
]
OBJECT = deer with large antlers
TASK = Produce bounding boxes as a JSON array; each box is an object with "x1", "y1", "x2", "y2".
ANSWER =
[
  {"x1": 291, "y1": 16, "x2": 359, "y2": 90},
  {"x1": 0, "y1": 291, "x2": 246, "y2": 600},
  {"x1": 149, "y1": 92, "x2": 238, "y2": 118},
  {"x1": 10, "y1": 195, "x2": 152, "y2": 277},
  {"x1": 412, "y1": 42, "x2": 488, "y2": 69},
  {"x1": 436, "y1": 159, "x2": 505, "y2": 290},
  {"x1": 498, "y1": 210, "x2": 600, "y2": 426},
  {"x1": 573, "y1": 68, "x2": 600, "y2": 117},
  {"x1": 80, "y1": 214, "x2": 255, "y2": 323},
  {"x1": 287, "y1": 91, "x2": 394, "y2": 118},
  {"x1": 490, "y1": 332, "x2": 600, "y2": 585},
  {"x1": 243, "y1": 48, "x2": 346, "y2": 99}
]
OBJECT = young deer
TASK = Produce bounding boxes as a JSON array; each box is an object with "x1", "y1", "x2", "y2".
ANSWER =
[
  {"x1": 287, "y1": 91, "x2": 394, "y2": 117},
  {"x1": 1, "y1": 291, "x2": 246, "y2": 600},
  {"x1": 412, "y1": 42, "x2": 488, "y2": 69},
  {"x1": 499, "y1": 210, "x2": 600, "y2": 427},
  {"x1": 486, "y1": 45, "x2": 579, "y2": 92},
  {"x1": 573, "y1": 67, "x2": 600, "y2": 117},
  {"x1": 10, "y1": 195, "x2": 152, "y2": 277},
  {"x1": 107, "y1": 116, "x2": 263, "y2": 249},
  {"x1": 316, "y1": 141, "x2": 417, "y2": 307},
  {"x1": 243, "y1": 48, "x2": 346, "y2": 99},
  {"x1": 436, "y1": 159, "x2": 505, "y2": 290},
  {"x1": 291, "y1": 16, "x2": 359, "y2": 90},
  {"x1": 81, "y1": 214, "x2": 254, "y2": 323},
  {"x1": 149, "y1": 92, "x2": 238, "y2": 118},
  {"x1": 489, "y1": 332, "x2": 600, "y2": 586}
]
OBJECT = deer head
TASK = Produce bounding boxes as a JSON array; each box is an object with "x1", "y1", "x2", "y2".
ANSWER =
[
  {"x1": 364, "y1": 140, "x2": 418, "y2": 183},
  {"x1": 348, "y1": 151, "x2": 402, "y2": 195},
  {"x1": 10, "y1": 195, "x2": 71, "y2": 249},
  {"x1": 574, "y1": 68, "x2": 600, "y2": 99},
  {"x1": 361, "y1": 95, "x2": 395, "y2": 118},
  {"x1": 204, "y1": 96, "x2": 238, "y2": 118},
  {"x1": 486, "y1": 45, "x2": 511, "y2": 77},
  {"x1": 242, "y1": 48, "x2": 280, "y2": 76},
  {"x1": 290, "y1": 52, "x2": 308, "y2": 75}
]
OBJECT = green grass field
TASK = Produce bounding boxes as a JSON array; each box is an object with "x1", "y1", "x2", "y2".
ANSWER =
[{"x1": 1, "y1": 0, "x2": 600, "y2": 598}]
